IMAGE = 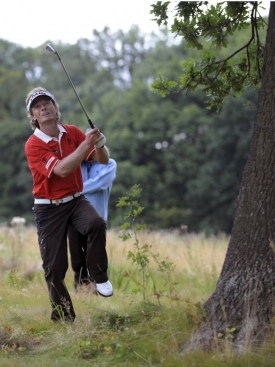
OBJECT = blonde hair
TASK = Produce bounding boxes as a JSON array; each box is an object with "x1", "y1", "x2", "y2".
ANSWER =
[{"x1": 26, "y1": 86, "x2": 61, "y2": 130}]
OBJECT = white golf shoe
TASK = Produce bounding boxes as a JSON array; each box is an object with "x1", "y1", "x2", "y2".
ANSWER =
[{"x1": 96, "y1": 280, "x2": 113, "y2": 297}]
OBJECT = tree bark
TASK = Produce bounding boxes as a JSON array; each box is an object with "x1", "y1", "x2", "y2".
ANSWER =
[{"x1": 183, "y1": 2, "x2": 275, "y2": 352}]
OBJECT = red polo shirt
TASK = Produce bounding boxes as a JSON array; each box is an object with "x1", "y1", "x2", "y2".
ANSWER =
[{"x1": 25, "y1": 124, "x2": 95, "y2": 199}]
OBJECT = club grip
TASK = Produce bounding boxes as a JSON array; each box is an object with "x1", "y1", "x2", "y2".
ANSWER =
[{"x1": 88, "y1": 119, "x2": 95, "y2": 129}]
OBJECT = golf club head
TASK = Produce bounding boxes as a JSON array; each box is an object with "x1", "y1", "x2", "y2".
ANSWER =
[{"x1": 46, "y1": 43, "x2": 57, "y2": 55}]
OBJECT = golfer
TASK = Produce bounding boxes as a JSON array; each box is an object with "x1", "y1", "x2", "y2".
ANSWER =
[{"x1": 25, "y1": 86, "x2": 113, "y2": 322}]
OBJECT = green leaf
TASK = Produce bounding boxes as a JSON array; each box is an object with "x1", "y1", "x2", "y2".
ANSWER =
[{"x1": 118, "y1": 222, "x2": 131, "y2": 231}]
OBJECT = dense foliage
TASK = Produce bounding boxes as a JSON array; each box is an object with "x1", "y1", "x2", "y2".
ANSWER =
[{"x1": 0, "y1": 24, "x2": 259, "y2": 233}]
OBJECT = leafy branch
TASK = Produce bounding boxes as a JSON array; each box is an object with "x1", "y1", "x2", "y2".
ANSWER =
[{"x1": 150, "y1": 1, "x2": 267, "y2": 110}]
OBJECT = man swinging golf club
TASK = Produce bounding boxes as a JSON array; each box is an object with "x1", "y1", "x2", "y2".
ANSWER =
[{"x1": 25, "y1": 86, "x2": 113, "y2": 323}]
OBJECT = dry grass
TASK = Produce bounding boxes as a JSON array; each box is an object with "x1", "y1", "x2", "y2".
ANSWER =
[
  {"x1": 108, "y1": 228, "x2": 228, "y2": 273},
  {"x1": 0, "y1": 224, "x2": 228, "y2": 283},
  {"x1": 107, "y1": 228, "x2": 228, "y2": 302}
]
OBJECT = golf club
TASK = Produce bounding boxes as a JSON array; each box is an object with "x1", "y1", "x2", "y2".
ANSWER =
[{"x1": 46, "y1": 43, "x2": 95, "y2": 129}]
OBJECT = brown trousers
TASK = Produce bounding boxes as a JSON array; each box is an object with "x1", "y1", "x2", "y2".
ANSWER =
[{"x1": 33, "y1": 195, "x2": 108, "y2": 321}]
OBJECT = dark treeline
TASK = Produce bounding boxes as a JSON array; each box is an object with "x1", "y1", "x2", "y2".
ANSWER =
[{"x1": 0, "y1": 26, "x2": 256, "y2": 233}]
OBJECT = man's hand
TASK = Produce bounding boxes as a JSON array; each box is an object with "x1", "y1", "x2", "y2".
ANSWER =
[
  {"x1": 86, "y1": 127, "x2": 106, "y2": 147},
  {"x1": 96, "y1": 133, "x2": 106, "y2": 148}
]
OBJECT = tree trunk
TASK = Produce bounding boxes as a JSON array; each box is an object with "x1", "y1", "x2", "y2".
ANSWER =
[{"x1": 183, "y1": 2, "x2": 275, "y2": 352}]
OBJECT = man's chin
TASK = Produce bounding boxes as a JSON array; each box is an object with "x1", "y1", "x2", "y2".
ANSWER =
[{"x1": 40, "y1": 117, "x2": 56, "y2": 124}]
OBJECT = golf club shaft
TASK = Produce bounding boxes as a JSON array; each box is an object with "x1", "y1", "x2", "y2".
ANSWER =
[{"x1": 47, "y1": 45, "x2": 94, "y2": 128}]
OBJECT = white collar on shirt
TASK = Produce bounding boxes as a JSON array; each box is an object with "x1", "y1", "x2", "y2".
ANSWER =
[{"x1": 34, "y1": 125, "x2": 67, "y2": 144}]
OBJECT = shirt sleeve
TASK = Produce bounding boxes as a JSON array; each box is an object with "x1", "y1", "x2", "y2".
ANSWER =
[
  {"x1": 85, "y1": 148, "x2": 96, "y2": 161},
  {"x1": 82, "y1": 159, "x2": 117, "y2": 194},
  {"x1": 25, "y1": 138, "x2": 59, "y2": 178}
]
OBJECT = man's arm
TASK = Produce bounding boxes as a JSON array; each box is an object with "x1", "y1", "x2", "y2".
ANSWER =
[
  {"x1": 54, "y1": 127, "x2": 107, "y2": 177},
  {"x1": 94, "y1": 145, "x2": 109, "y2": 165}
]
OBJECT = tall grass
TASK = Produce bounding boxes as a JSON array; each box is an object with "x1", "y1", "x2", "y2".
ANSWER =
[{"x1": 0, "y1": 223, "x2": 273, "y2": 366}]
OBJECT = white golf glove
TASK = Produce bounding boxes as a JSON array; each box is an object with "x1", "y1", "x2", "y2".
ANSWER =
[{"x1": 96, "y1": 133, "x2": 106, "y2": 148}]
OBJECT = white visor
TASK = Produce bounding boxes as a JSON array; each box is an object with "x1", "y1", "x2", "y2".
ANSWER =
[{"x1": 26, "y1": 91, "x2": 55, "y2": 111}]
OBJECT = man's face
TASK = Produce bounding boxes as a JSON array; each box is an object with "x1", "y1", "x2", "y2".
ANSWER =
[{"x1": 31, "y1": 96, "x2": 57, "y2": 125}]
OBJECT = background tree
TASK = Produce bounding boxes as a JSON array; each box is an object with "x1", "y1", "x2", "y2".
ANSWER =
[
  {"x1": 151, "y1": 1, "x2": 275, "y2": 350},
  {"x1": 0, "y1": 25, "x2": 256, "y2": 232}
]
